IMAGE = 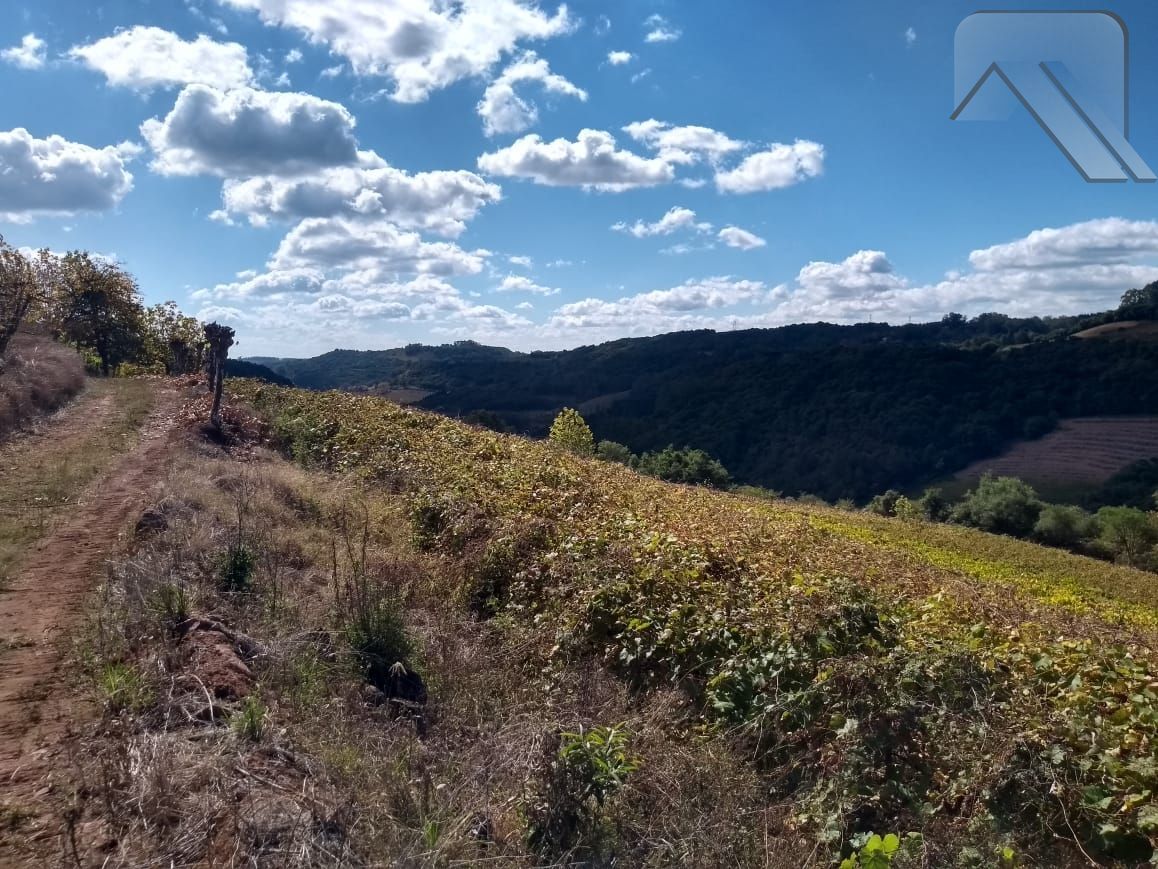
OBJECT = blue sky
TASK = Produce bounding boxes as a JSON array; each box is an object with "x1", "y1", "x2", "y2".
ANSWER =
[{"x1": 3, "y1": 0, "x2": 1158, "y2": 357}]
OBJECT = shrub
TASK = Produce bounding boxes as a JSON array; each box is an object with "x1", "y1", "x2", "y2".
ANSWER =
[
  {"x1": 549, "y1": 407, "x2": 595, "y2": 455},
  {"x1": 1095, "y1": 506, "x2": 1158, "y2": 567},
  {"x1": 527, "y1": 725, "x2": 639, "y2": 855},
  {"x1": 917, "y1": 487, "x2": 951, "y2": 522},
  {"x1": 634, "y1": 445, "x2": 731, "y2": 488},
  {"x1": 867, "y1": 490, "x2": 903, "y2": 517},
  {"x1": 950, "y1": 475, "x2": 1043, "y2": 538},
  {"x1": 341, "y1": 575, "x2": 413, "y2": 689},
  {"x1": 217, "y1": 543, "x2": 256, "y2": 593},
  {"x1": 595, "y1": 439, "x2": 634, "y2": 465},
  {"x1": 1033, "y1": 504, "x2": 1096, "y2": 551}
]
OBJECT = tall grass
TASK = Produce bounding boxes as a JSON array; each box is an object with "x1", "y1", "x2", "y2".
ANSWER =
[{"x1": 0, "y1": 332, "x2": 85, "y2": 440}]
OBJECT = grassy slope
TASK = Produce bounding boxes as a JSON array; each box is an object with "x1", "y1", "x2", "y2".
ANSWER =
[
  {"x1": 226, "y1": 382, "x2": 1157, "y2": 866},
  {"x1": 0, "y1": 333, "x2": 85, "y2": 440}
]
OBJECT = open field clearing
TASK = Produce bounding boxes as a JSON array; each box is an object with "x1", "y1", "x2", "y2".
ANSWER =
[
  {"x1": 1074, "y1": 320, "x2": 1158, "y2": 341},
  {"x1": 950, "y1": 416, "x2": 1158, "y2": 498}
]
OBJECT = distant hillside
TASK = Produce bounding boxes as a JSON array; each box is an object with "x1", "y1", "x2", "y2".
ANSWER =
[
  {"x1": 224, "y1": 359, "x2": 293, "y2": 386},
  {"x1": 247, "y1": 292, "x2": 1158, "y2": 501}
]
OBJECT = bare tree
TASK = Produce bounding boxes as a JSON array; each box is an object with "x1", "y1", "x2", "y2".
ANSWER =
[
  {"x1": 204, "y1": 322, "x2": 236, "y2": 430},
  {"x1": 0, "y1": 236, "x2": 37, "y2": 364}
]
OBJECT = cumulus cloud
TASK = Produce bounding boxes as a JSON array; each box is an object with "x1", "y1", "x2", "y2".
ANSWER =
[
  {"x1": 269, "y1": 216, "x2": 488, "y2": 276},
  {"x1": 607, "y1": 50, "x2": 633, "y2": 65},
  {"x1": 718, "y1": 226, "x2": 766, "y2": 250},
  {"x1": 508, "y1": 255, "x2": 533, "y2": 268},
  {"x1": 2, "y1": 34, "x2": 46, "y2": 70},
  {"x1": 69, "y1": 26, "x2": 254, "y2": 90},
  {"x1": 644, "y1": 14, "x2": 681, "y2": 43},
  {"x1": 496, "y1": 274, "x2": 559, "y2": 295},
  {"x1": 612, "y1": 206, "x2": 711, "y2": 238},
  {"x1": 715, "y1": 140, "x2": 825, "y2": 193},
  {"x1": 623, "y1": 119, "x2": 745, "y2": 165},
  {"x1": 142, "y1": 84, "x2": 359, "y2": 176},
  {"x1": 477, "y1": 51, "x2": 587, "y2": 136},
  {"x1": 967, "y1": 218, "x2": 1158, "y2": 271},
  {"x1": 218, "y1": 0, "x2": 574, "y2": 103},
  {"x1": 0, "y1": 128, "x2": 135, "y2": 222},
  {"x1": 477, "y1": 128, "x2": 676, "y2": 191},
  {"x1": 218, "y1": 154, "x2": 501, "y2": 235}
]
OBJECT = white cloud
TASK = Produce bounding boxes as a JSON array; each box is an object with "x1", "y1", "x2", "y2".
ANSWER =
[
  {"x1": 219, "y1": 153, "x2": 501, "y2": 236},
  {"x1": 2, "y1": 34, "x2": 46, "y2": 70},
  {"x1": 477, "y1": 128, "x2": 676, "y2": 191},
  {"x1": 715, "y1": 140, "x2": 825, "y2": 193},
  {"x1": 0, "y1": 128, "x2": 135, "y2": 222},
  {"x1": 496, "y1": 274, "x2": 559, "y2": 295},
  {"x1": 607, "y1": 50, "x2": 633, "y2": 65},
  {"x1": 905, "y1": 27, "x2": 917, "y2": 46},
  {"x1": 320, "y1": 64, "x2": 344, "y2": 78},
  {"x1": 285, "y1": 48, "x2": 303, "y2": 63},
  {"x1": 612, "y1": 206, "x2": 711, "y2": 238},
  {"x1": 69, "y1": 26, "x2": 253, "y2": 90},
  {"x1": 631, "y1": 68, "x2": 651, "y2": 85},
  {"x1": 218, "y1": 0, "x2": 575, "y2": 103},
  {"x1": 477, "y1": 51, "x2": 587, "y2": 137},
  {"x1": 623, "y1": 119, "x2": 745, "y2": 165},
  {"x1": 967, "y1": 218, "x2": 1158, "y2": 271},
  {"x1": 269, "y1": 216, "x2": 488, "y2": 276},
  {"x1": 142, "y1": 84, "x2": 359, "y2": 176},
  {"x1": 508, "y1": 255, "x2": 533, "y2": 268},
  {"x1": 644, "y1": 14, "x2": 681, "y2": 43},
  {"x1": 594, "y1": 15, "x2": 611, "y2": 36},
  {"x1": 718, "y1": 225, "x2": 766, "y2": 250}
]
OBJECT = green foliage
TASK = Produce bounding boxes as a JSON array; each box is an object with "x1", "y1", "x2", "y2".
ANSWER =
[
  {"x1": 595, "y1": 440, "x2": 634, "y2": 465},
  {"x1": 217, "y1": 543, "x2": 256, "y2": 593},
  {"x1": 549, "y1": 407, "x2": 595, "y2": 455},
  {"x1": 917, "y1": 487, "x2": 951, "y2": 522},
  {"x1": 527, "y1": 726, "x2": 639, "y2": 855},
  {"x1": 1095, "y1": 506, "x2": 1158, "y2": 567},
  {"x1": 1119, "y1": 281, "x2": 1158, "y2": 320},
  {"x1": 1033, "y1": 504, "x2": 1097, "y2": 551},
  {"x1": 52, "y1": 251, "x2": 146, "y2": 376},
  {"x1": 840, "y1": 833, "x2": 901, "y2": 869},
  {"x1": 341, "y1": 579, "x2": 413, "y2": 689},
  {"x1": 1087, "y1": 459, "x2": 1158, "y2": 511},
  {"x1": 634, "y1": 445, "x2": 731, "y2": 488},
  {"x1": 867, "y1": 490, "x2": 903, "y2": 517},
  {"x1": 149, "y1": 582, "x2": 190, "y2": 632},
  {"x1": 951, "y1": 475, "x2": 1044, "y2": 538},
  {"x1": 892, "y1": 495, "x2": 920, "y2": 521},
  {"x1": 232, "y1": 694, "x2": 266, "y2": 741},
  {"x1": 99, "y1": 662, "x2": 152, "y2": 713}
]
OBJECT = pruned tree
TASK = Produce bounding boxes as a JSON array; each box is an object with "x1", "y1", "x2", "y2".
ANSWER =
[
  {"x1": 204, "y1": 322, "x2": 236, "y2": 430},
  {"x1": 0, "y1": 236, "x2": 38, "y2": 363},
  {"x1": 53, "y1": 251, "x2": 145, "y2": 375}
]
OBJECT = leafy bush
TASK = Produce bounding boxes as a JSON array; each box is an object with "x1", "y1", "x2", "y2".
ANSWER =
[
  {"x1": 341, "y1": 577, "x2": 413, "y2": 690},
  {"x1": 917, "y1": 487, "x2": 951, "y2": 522},
  {"x1": 595, "y1": 439, "x2": 634, "y2": 465},
  {"x1": 527, "y1": 725, "x2": 639, "y2": 856},
  {"x1": 1033, "y1": 504, "x2": 1097, "y2": 551},
  {"x1": 840, "y1": 833, "x2": 902, "y2": 869},
  {"x1": 951, "y1": 475, "x2": 1043, "y2": 538},
  {"x1": 1095, "y1": 506, "x2": 1158, "y2": 567},
  {"x1": 867, "y1": 490, "x2": 903, "y2": 517},
  {"x1": 549, "y1": 407, "x2": 594, "y2": 455},
  {"x1": 633, "y1": 445, "x2": 731, "y2": 488},
  {"x1": 217, "y1": 543, "x2": 256, "y2": 593}
]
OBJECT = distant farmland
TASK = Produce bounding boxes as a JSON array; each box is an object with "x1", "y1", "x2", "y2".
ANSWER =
[{"x1": 951, "y1": 416, "x2": 1158, "y2": 497}]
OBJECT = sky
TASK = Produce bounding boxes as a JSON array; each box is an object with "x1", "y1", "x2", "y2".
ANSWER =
[{"x1": 3, "y1": 0, "x2": 1158, "y2": 357}]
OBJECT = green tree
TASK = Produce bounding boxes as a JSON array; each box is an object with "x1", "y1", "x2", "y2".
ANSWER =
[
  {"x1": 142, "y1": 301, "x2": 204, "y2": 374},
  {"x1": 0, "y1": 236, "x2": 37, "y2": 362},
  {"x1": 1118, "y1": 282, "x2": 1158, "y2": 320},
  {"x1": 634, "y1": 445, "x2": 731, "y2": 488},
  {"x1": 917, "y1": 487, "x2": 951, "y2": 522},
  {"x1": 595, "y1": 440, "x2": 634, "y2": 465},
  {"x1": 549, "y1": 408, "x2": 595, "y2": 455},
  {"x1": 1033, "y1": 504, "x2": 1096, "y2": 551},
  {"x1": 950, "y1": 475, "x2": 1043, "y2": 538},
  {"x1": 867, "y1": 490, "x2": 903, "y2": 518},
  {"x1": 53, "y1": 252, "x2": 145, "y2": 375},
  {"x1": 1095, "y1": 506, "x2": 1158, "y2": 567}
]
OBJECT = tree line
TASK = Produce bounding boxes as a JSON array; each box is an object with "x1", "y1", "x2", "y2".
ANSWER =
[{"x1": 0, "y1": 234, "x2": 206, "y2": 376}]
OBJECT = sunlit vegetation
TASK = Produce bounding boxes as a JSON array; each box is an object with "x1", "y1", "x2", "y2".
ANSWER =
[{"x1": 233, "y1": 380, "x2": 1158, "y2": 865}]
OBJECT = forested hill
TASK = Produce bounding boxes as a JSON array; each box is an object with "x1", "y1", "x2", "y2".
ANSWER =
[{"x1": 248, "y1": 292, "x2": 1158, "y2": 501}]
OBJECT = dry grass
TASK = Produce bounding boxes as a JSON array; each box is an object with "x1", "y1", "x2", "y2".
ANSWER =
[
  {"x1": 0, "y1": 332, "x2": 85, "y2": 441},
  {"x1": 58, "y1": 426, "x2": 788, "y2": 867}
]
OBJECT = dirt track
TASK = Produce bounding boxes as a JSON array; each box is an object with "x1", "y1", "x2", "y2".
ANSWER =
[{"x1": 0, "y1": 381, "x2": 182, "y2": 852}]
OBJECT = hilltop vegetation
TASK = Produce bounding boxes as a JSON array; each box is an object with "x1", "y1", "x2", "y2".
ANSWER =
[
  {"x1": 254, "y1": 286, "x2": 1158, "y2": 501},
  {"x1": 197, "y1": 380, "x2": 1156, "y2": 866}
]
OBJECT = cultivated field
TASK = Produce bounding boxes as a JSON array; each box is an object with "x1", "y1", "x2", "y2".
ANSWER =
[{"x1": 951, "y1": 416, "x2": 1158, "y2": 496}]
